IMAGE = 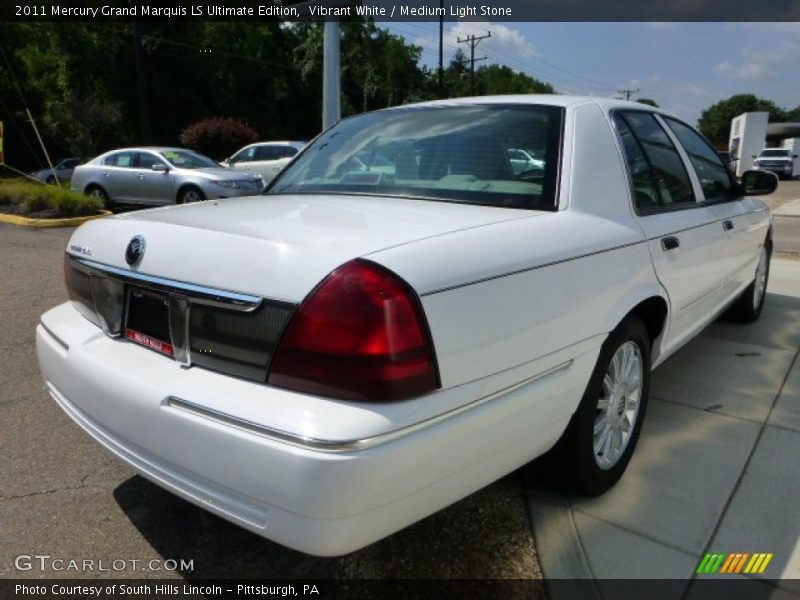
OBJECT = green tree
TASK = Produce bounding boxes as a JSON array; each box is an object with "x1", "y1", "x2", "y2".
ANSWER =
[
  {"x1": 698, "y1": 94, "x2": 787, "y2": 145},
  {"x1": 474, "y1": 64, "x2": 554, "y2": 95},
  {"x1": 636, "y1": 98, "x2": 659, "y2": 107},
  {"x1": 785, "y1": 106, "x2": 800, "y2": 122}
]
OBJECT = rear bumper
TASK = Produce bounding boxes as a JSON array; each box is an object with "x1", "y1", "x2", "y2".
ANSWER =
[{"x1": 36, "y1": 302, "x2": 590, "y2": 555}]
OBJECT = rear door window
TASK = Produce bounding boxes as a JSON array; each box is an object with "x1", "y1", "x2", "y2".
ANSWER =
[{"x1": 255, "y1": 146, "x2": 281, "y2": 161}]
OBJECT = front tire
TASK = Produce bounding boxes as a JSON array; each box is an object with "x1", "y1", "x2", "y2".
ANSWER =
[
  {"x1": 550, "y1": 316, "x2": 651, "y2": 496},
  {"x1": 177, "y1": 186, "x2": 205, "y2": 204},
  {"x1": 722, "y1": 242, "x2": 770, "y2": 323}
]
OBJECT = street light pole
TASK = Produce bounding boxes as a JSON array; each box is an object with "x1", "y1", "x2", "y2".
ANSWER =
[{"x1": 322, "y1": 19, "x2": 341, "y2": 131}]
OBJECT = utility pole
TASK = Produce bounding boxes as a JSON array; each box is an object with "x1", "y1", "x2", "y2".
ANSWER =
[
  {"x1": 457, "y1": 31, "x2": 491, "y2": 95},
  {"x1": 131, "y1": 18, "x2": 152, "y2": 144},
  {"x1": 617, "y1": 87, "x2": 639, "y2": 101},
  {"x1": 438, "y1": 0, "x2": 444, "y2": 97}
]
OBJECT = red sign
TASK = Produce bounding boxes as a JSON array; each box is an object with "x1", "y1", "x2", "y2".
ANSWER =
[{"x1": 125, "y1": 328, "x2": 174, "y2": 356}]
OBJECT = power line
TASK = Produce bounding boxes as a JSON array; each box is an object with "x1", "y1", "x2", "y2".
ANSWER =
[{"x1": 617, "y1": 87, "x2": 640, "y2": 101}]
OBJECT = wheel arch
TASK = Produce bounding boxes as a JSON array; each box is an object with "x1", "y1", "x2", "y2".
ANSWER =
[
  {"x1": 603, "y1": 288, "x2": 670, "y2": 355},
  {"x1": 176, "y1": 183, "x2": 204, "y2": 203}
]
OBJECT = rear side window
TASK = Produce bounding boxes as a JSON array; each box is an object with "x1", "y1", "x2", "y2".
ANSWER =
[
  {"x1": 614, "y1": 112, "x2": 695, "y2": 213},
  {"x1": 664, "y1": 118, "x2": 734, "y2": 202},
  {"x1": 103, "y1": 152, "x2": 135, "y2": 168}
]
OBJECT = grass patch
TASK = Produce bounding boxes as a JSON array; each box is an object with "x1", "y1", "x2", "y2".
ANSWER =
[{"x1": 0, "y1": 178, "x2": 103, "y2": 217}]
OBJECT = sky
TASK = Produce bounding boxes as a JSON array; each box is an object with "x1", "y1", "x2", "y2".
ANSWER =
[{"x1": 382, "y1": 22, "x2": 800, "y2": 125}]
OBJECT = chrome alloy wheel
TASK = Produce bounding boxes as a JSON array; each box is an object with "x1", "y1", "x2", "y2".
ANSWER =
[
  {"x1": 593, "y1": 341, "x2": 643, "y2": 470},
  {"x1": 182, "y1": 189, "x2": 203, "y2": 203},
  {"x1": 753, "y1": 247, "x2": 768, "y2": 310}
]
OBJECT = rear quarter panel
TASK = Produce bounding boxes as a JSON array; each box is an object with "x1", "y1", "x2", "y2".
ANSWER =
[{"x1": 370, "y1": 102, "x2": 666, "y2": 394}]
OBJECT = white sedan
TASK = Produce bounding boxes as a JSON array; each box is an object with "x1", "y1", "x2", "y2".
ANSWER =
[
  {"x1": 221, "y1": 141, "x2": 306, "y2": 184},
  {"x1": 37, "y1": 96, "x2": 776, "y2": 556}
]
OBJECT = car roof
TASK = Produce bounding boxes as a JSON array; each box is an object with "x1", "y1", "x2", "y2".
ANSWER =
[
  {"x1": 101, "y1": 147, "x2": 194, "y2": 154},
  {"x1": 244, "y1": 141, "x2": 306, "y2": 148},
  {"x1": 376, "y1": 94, "x2": 682, "y2": 121}
]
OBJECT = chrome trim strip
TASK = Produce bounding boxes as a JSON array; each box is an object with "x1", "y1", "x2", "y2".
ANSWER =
[
  {"x1": 422, "y1": 241, "x2": 643, "y2": 296},
  {"x1": 678, "y1": 282, "x2": 720, "y2": 312},
  {"x1": 40, "y1": 322, "x2": 69, "y2": 351},
  {"x1": 73, "y1": 258, "x2": 263, "y2": 311},
  {"x1": 165, "y1": 359, "x2": 573, "y2": 452}
]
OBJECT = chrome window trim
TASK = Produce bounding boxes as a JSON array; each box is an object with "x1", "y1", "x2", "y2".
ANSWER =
[{"x1": 72, "y1": 257, "x2": 263, "y2": 312}]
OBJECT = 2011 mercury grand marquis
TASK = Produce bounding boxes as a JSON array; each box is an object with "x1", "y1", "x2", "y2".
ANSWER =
[{"x1": 36, "y1": 96, "x2": 777, "y2": 556}]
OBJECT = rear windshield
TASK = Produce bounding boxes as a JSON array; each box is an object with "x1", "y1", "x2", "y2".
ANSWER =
[{"x1": 267, "y1": 104, "x2": 563, "y2": 211}]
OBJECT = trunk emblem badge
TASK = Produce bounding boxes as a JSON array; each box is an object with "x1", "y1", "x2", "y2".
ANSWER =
[{"x1": 125, "y1": 235, "x2": 146, "y2": 266}]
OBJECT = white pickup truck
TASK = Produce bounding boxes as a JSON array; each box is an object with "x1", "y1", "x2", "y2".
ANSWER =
[{"x1": 753, "y1": 146, "x2": 799, "y2": 179}]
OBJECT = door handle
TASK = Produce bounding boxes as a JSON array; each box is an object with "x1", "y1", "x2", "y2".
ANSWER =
[
  {"x1": 136, "y1": 173, "x2": 145, "y2": 179},
  {"x1": 723, "y1": 220, "x2": 734, "y2": 231},
  {"x1": 661, "y1": 236, "x2": 680, "y2": 251},
  {"x1": 103, "y1": 172, "x2": 111, "y2": 177}
]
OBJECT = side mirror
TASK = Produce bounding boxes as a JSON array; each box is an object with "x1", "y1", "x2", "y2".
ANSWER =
[
  {"x1": 794, "y1": 154, "x2": 798, "y2": 159},
  {"x1": 741, "y1": 170, "x2": 778, "y2": 196},
  {"x1": 152, "y1": 163, "x2": 169, "y2": 172},
  {"x1": 751, "y1": 155, "x2": 757, "y2": 159}
]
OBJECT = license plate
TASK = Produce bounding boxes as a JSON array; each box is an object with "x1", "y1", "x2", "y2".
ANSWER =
[{"x1": 125, "y1": 288, "x2": 174, "y2": 356}]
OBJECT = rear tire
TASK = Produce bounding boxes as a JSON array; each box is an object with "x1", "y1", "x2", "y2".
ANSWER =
[
  {"x1": 722, "y1": 242, "x2": 770, "y2": 323},
  {"x1": 85, "y1": 185, "x2": 111, "y2": 208},
  {"x1": 548, "y1": 315, "x2": 651, "y2": 496}
]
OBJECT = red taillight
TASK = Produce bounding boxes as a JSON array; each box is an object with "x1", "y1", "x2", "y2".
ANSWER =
[{"x1": 268, "y1": 259, "x2": 439, "y2": 401}]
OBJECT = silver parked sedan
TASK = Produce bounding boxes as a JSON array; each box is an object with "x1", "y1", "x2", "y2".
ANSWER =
[
  {"x1": 31, "y1": 157, "x2": 82, "y2": 184},
  {"x1": 71, "y1": 147, "x2": 264, "y2": 206}
]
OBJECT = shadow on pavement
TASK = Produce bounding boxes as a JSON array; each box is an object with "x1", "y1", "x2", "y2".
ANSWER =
[{"x1": 113, "y1": 475, "x2": 337, "y2": 579}]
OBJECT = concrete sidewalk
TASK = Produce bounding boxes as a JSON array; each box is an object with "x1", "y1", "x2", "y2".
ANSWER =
[{"x1": 528, "y1": 259, "x2": 800, "y2": 597}]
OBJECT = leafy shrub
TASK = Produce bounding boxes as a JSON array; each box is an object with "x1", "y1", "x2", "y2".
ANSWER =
[
  {"x1": 53, "y1": 189, "x2": 103, "y2": 216},
  {"x1": 0, "y1": 179, "x2": 103, "y2": 217},
  {"x1": 179, "y1": 117, "x2": 259, "y2": 160},
  {"x1": 21, "y1": 194, "x2": 50, "y2": 215}
]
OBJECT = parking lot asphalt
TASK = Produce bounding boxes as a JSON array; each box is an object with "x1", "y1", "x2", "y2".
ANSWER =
[
  {"x1": 528, "y1": 259, "x2": 800, "y2": 596},
  {"x1": 0, "y1": 223, "x2": 542, "y2": 582}
]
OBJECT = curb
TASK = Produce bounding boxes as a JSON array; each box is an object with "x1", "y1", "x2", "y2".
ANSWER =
[
  {"x1": 0, "y1": 210, "x2": 112, "y2": 228},
  {"x1": 524, "y1": 470, "x2": 603, "y2": 600}
]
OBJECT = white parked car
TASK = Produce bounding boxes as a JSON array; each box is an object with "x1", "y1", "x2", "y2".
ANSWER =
[
  {"x1": 222, "y1": 141, "x2": 305, "y2": 184},
  {"x1": 37, "y1": 96, "x2": 776, "y2": 556},
  {"x1": 507, "y1": 147, "x2": 544, "y2": 175}
]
